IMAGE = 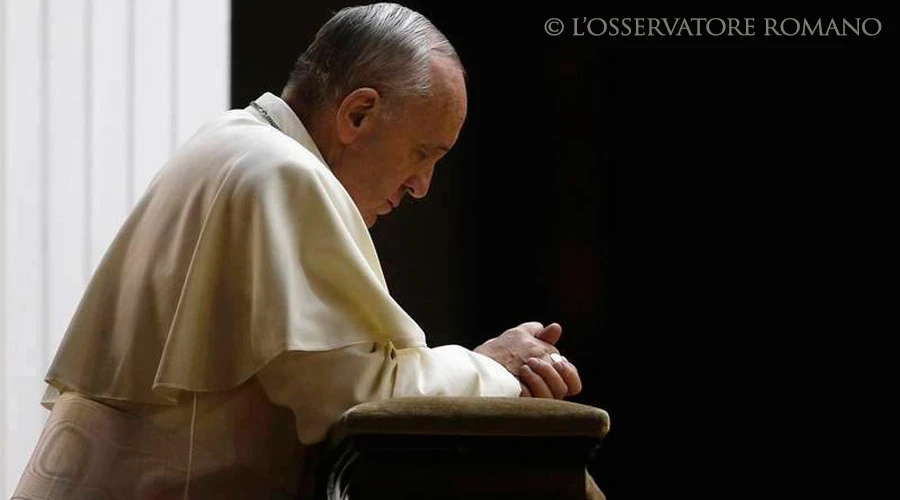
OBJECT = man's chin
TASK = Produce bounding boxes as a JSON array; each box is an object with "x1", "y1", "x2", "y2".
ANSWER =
[{"x1": 364, "y1": 213, "x2": 377, "y2": 228}]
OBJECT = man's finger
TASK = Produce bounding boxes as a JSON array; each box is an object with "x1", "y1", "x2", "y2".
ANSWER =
[
  {"x1": 525, "y1": 358, "x2": 568, "y2": 399},
  {"x1": 536, "y1": 323, "x2": 562, "y2": 345},
  {"x1": 550, "y1": 354, "x2": 582, "y2": 396},
  {"x1": 516, "y1": 322, "x2": 545, "y2": 336},
  {"x1": 519, "y1": 364, "x2": 555, "y2": 399}
]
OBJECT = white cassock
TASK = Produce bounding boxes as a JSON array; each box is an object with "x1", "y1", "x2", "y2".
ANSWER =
[{"x1": 13, "y1": 92, "x2": 520, "y2": 499}]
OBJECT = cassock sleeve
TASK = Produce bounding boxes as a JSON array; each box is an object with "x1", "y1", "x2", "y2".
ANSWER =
[{"x1": 256, "y1": 342, "x2": 522, "y2": 444}]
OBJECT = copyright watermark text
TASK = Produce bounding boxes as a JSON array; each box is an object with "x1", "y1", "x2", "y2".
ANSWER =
[{"x1": 543, "y1": 17, "x2": 883, "y2": 37}]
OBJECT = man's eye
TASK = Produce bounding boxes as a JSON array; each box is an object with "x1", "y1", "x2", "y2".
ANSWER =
[{"x1": 417, "y1": 149, "x2": 429, "y2": 160}]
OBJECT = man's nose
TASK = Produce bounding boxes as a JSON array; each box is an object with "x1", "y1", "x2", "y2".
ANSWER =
[{"x1": 405, "y1": 167, "x2": 434, "y2": 199}]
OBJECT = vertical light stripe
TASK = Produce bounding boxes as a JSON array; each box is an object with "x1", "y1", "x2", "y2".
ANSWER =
[
  {"x1": 4, "y1": 0, "x2": 44, "y2": 494},
  {"x1": 133, "y1": 0, "x2": 172, "y2": 204},
  {"x1": 125, "y1": 0, "x2": 134, "y2": 209},
  {"x1": 90, "y1": 0, "x2": 128, "y2": 273},
  {"x1": 84, "y1": 0, "x2": 92, "y2": 281},
  {"x1": 0, "y1": 0, "x2": 7, "y2": 494},
  {"x1": 170, "y1": 0, "x2": 177, "y2": 154},
  {"x1": 46, "y1": 0, "x2": 87, "y2": 366},
  {"x1": 39, "y1": 0, "x2": 49, "y2": 389},
  {"x1": 175, "y1": 0, "x2": 230, "y2": 147}
]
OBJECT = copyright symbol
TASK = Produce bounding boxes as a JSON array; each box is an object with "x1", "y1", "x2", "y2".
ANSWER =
[{"x1": 545, "y1": 18, "x2": 564, "y2": 36}]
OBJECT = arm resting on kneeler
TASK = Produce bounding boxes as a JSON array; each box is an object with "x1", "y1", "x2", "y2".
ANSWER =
[{"x1": 317, "y1": 397, "x2": 610, "y2": 500}]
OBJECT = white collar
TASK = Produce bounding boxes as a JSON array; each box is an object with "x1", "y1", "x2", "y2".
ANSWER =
[{"x1": 247, "y1": 92, "x2": 328, "y2": 166}]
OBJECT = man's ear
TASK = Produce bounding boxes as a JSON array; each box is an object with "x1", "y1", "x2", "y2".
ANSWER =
[{"x1": 335, "y1": 87, "x2": 381, "y2": 145}]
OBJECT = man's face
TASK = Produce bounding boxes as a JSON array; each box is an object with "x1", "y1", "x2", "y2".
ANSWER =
[{"x1": 330, "y1": 58, "x2": 467, "y2": 227}]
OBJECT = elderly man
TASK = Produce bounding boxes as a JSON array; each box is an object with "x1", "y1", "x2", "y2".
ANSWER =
[{"x1": 14, "y1": 3, "x2": 596, "y2": 499}]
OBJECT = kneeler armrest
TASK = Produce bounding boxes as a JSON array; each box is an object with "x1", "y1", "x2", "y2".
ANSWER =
[{"x1": 316, "y1": 397, "x2": 610, "y2": 500}]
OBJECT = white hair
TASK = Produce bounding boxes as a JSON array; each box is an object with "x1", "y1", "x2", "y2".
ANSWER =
[{"x1": 286, "y1": 2, "x2": 463, "y2": 107}]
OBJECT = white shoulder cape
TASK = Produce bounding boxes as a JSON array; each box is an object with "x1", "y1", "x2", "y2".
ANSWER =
[{"x1": 44, "y1": 93, "x2": 427, "y2": 405}]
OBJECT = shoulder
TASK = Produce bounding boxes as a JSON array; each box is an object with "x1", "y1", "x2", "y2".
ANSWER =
[
  {"x1": 213, "y1": 114, "x2": 363, "y2": 227},
  {"x1": 227, "y1": 141, "x2": 336, "y2": 210},
  {"x1": 151, "y1": 108, "x2": 364, "y2": 233},
  {"x1": 184, "y1": 109, "x2": 337, "y2": 200}
]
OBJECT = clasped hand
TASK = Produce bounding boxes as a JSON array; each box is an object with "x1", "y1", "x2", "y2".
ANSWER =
[{"x1": 473, "y1": 322, "x2": 582, "y2": 399}]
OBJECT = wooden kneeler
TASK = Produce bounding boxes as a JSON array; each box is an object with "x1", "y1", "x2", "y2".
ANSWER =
[{"x1": 316, "y1": 397, "x2": 610, "y2": 500}]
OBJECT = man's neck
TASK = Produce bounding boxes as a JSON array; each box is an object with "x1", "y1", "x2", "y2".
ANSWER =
[{"x1": 281, "y1": 90, "x2": 337, "y2": 167}]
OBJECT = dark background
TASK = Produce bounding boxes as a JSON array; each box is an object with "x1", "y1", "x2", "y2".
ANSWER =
[{"x1": 233, "y1": 2, "x2": 896, "y2": 497}]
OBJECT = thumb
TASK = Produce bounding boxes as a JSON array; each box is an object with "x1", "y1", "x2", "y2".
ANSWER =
[{"x1": 536, "y1": 323, "x2": 562, "y2": 345}]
